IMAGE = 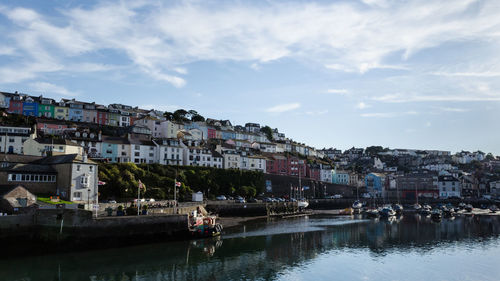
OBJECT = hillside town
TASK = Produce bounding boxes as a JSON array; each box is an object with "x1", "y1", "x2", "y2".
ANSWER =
[{"x1": 1, "y1": 90, "x2": 500, "y2": 206}]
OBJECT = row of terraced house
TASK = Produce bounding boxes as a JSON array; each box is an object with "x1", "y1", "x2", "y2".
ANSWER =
[{"x1": 0, "y1": 91, "x2": 337, "y2": 184}]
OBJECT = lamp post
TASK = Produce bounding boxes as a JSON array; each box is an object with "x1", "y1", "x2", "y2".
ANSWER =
[{"x1": 87, "y1": 188, "x2": 91, "y2": 210}]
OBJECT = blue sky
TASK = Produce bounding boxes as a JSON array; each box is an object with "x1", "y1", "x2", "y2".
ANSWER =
[{"x1": 1, "y1": 0, "x2": 499, "y2": 154}]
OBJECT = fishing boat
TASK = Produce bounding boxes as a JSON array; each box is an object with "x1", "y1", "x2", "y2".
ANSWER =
[{"x1": 189, "y1": 212, "x2": 223, "y2": 238}]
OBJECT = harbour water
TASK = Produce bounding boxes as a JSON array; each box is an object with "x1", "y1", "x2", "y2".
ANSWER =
[{"x1": 2, "y1": 214, "x2": 500, "y2": 281}]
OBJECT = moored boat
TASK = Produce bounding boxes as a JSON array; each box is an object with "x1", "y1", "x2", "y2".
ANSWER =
[
  {"x1": 465, "y1": 204, "x2": 473, "y2": 212},
  {"x1": 352, "y1": 201, "x2": 363, "y2": 214},
  {"x1": 419, "y1": 205, "x2": 432, "y2": 216},
  {"x1": 489, "y1": 205, "x2": 498, "y2": 213},
  {"x1": 392, "y1": 204, "x2": 403, "y2": 215},
  {"x1": 189, "y1": 215, "x2": 223, "y2": 238},
  {"x1": 365, "y1": 208, "x2": 380, "y2": 218},
  {"x1": 298, "y1": 199, "x2": 309, "y2": 209},
  {"x1": 379, "y1": 206, "x2": 396, "y2": 218},
  {"x1": 431, "y1": 209, "x2": 442, "y2": 221}
]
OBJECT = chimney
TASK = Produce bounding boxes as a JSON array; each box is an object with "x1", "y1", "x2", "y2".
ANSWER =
[{"x1": 82, "y1": 151, "x2": 88, "y2": 163}]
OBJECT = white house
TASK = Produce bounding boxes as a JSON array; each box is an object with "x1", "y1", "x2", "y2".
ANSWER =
[
  {"x1": 438, "y1": 175, "x2": 461, "y2": 198},
  {"x1": 0, "y1": 126, "x2": 33, "y2": 154},
  {"x1": 155, "y1": 138, "x2": 184, "y2": 166}
]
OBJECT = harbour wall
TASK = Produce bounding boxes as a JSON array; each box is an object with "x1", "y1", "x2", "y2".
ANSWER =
[{"x1": 0, "y1": 209, "x2": 189, "y2": 255}]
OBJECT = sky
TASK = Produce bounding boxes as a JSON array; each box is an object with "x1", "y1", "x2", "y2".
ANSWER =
[{"x1": 0, "y1": 0, "x2": 499, "y2": 155}]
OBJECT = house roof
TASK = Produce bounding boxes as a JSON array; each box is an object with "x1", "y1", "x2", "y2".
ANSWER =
[
  {"x1": 0, "y1": 163, "x2": 57, "y2": 174},
  {"x1": 0, "y1": 154, "x2": 43, "y2": 164},
  {"x1": 102, "y1": 136, "x2": 130, "y2": 144},
  {"x1": 35, "y1": 138, "x2": 82, "y2": 147},
  {"x1": 34, "y1": 154, "x2": 97, "y2": 165}
]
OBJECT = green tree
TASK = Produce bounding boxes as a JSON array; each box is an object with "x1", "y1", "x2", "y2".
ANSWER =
[{"x1": 260, "y1": 126, "x2": 274, "y2": 141}]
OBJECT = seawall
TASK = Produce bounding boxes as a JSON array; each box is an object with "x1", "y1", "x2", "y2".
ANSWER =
[{"x1": 0, "y1": 209, "x2": 189, "y2": 255}]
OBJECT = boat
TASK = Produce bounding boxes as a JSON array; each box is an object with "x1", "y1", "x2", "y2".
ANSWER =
[
  {"x1": 298, "y1": 199, "x2": 309, "y2": 209},
  {"x1": 431, "y1": 209, "x2": 442, "y2": 221},
  {"x1": 189, "y1": 214, "x2": 223, "y2": 239},
  {"x1": 392, "y1": 204, "x2": 403, "y2": 215},
  {"x1": 413, "y1": 203, "x2": 422, "y2": 211},
  {"x1": 352, "y1": 200, "x2": 363, "y2": 214},
  {"x1": 489, "y1": 205, "x2": 498, "y2": 213},
  {"x1": 465, "y1": 204, "x2": 473, "y2": 212},
  {"x1": 365, "y1": 208, "x2": 380, "y2": 218},
  {"x1": 443, "y1": 207, "x2": 455, "y2": 218},
  {"x1": 419, "y1": 205, "x2": 432, "y2": 216},
  {"x1": 379, "y1": 206, "x2": 396, "y2": 218}
]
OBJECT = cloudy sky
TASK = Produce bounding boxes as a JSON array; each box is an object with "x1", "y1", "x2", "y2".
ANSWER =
[{"x1": 1, "y1": 0, "x2": 499, "y2": 154}]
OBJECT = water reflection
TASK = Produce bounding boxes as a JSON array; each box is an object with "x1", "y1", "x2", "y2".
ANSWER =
[{"x1": 2, "y1": 215, "x2": 500, "y2": 281}]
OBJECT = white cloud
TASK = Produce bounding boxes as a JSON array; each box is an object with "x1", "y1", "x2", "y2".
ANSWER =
[
  {"x1": 250, "y1": 63, "x2": 261, "y2": 71},
  {"x1": 326, "y1": 89, "x2": 349, "y2": 95},
  {"x1": 361, "y1": 111, "x2": 418, "y2": 118},
  {"x1": 430, "y1": 71, "x2": 500, "y2": 77},
  {"x1": 1, "y1": 0, "x2": 500, "y2": 85},
  {"x1": 372, "y1": 93, "x2": 500, "y2": 103},
  {"x1": 29, "y1": 82, "x2": 77, "y2": 97},
  {"x1": 436, "y1": 107, "x2": 470, "y2": 113},
  {"x1": 356, "y1": 102, "x2": 370, "y2": 109},
  {"x1": 266, "y1": 103, "x2": 301, "y2": 113},
  {"x1": 173, "y1": 67, "x2": 188, "y2": 75}
]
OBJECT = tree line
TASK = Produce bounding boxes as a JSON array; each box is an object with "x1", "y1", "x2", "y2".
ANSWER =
[{"x1": 98, "y1": 162, "x2": 265, "y2": 201}]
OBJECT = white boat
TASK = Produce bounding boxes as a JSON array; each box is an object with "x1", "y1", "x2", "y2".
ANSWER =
[
  {"x1": 298, "y1": 200, "x2": 309, "y2": 208},
  {"x1": 352, "y1": 201, "x2": 363, "y2": 209}
]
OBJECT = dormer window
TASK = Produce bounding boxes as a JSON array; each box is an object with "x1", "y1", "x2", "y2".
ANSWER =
[{"x1": 75, "y1": 132, "x2": 80, "y2": 137}]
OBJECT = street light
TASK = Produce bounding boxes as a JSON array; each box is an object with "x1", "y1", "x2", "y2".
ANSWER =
[{"x1": 87, "y1": 188, "x2": 91, "y2": 210}]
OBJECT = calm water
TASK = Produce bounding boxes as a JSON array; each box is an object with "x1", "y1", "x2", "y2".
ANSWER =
[{"x1": 2, "y1": 214, "x2": 500, "y2": 281}]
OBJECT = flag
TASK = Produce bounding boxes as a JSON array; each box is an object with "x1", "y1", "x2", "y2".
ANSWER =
[
  {"x1": 98, "y1": 180, "x2": 106, "y2": 185},
  {"x1": 138, "y1": 180, "x2": 145, "y2": 189},
  {"x1": 175, "y1": 181, "x2": 181, "y2": 187}
]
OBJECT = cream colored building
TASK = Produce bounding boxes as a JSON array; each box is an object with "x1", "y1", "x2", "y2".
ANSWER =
[{"x1": 23, "y1": 138, "x2": 83, "y2": 156}]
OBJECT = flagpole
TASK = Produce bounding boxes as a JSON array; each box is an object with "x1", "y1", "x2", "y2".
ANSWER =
[{"x1": 137, "y1": 180, "x2": 141, "y2": 216}]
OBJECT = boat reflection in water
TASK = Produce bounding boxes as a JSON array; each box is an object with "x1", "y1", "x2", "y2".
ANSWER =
[{"x1": 2, "y1": 215, "x2": 500, "y2": 281}]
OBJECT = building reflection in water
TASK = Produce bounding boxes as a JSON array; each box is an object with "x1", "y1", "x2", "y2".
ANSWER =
[{"x1": 1, "y1": 215, "x2": 500, "y2": 281}]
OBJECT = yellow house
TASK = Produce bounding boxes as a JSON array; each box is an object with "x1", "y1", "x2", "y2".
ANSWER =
[
  {"x1": 54, "y1": 105, "x2": 69, "y2": 120},
  {"x1": 23, "y1": 138, "x2": 83, "y2": 156}
]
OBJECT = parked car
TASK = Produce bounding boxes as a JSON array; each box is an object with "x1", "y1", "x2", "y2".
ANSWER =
[
  {"x1": 107, "y1": 200, "x2": 117, "y2": 204},
  {"x1": 216, "y1": 195, "x2": 227, "y2": 201},
  {"x1": 236, "y1": 198, "x2": 246, "y2": 203},
  {"x1": 147, "y1": 198, "x2": 155, "y2": 202},
  {"x1": 247, "y1": 198, "x2": 258, "y2": 203}
]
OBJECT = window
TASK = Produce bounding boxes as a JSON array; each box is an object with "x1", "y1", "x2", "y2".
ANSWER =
[
  {"x1": 135, "y1": 145, "x2": 140, "y2": 150},
  {"x1": 9, "y1": 138, "x2": 14, "y2": 143},
  {"x1": 89, "y1": 166, "x2": 93, "y2": 173},
  {"x1": 135, "y1": 152, "x2": 140, "y2": 156},
  {"x1": 81, "y1": 176, "x2": 89, "y2": 186},
  {"x1": 76, "y1": 165, "x2": 81, "y2": 172},
  {"x1": 73, "y1": 192, "x2": 82, "y2": 199}
]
